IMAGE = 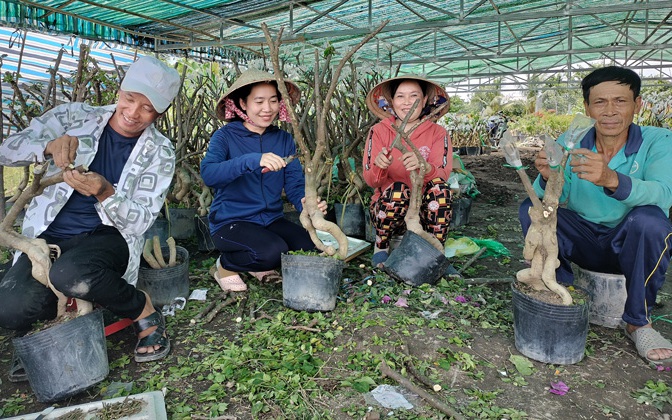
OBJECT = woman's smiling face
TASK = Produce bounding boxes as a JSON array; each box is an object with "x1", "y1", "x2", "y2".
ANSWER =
[
  {"x1": 239, "y1": 83, "x2": 280, "y2": 134},
  {"x1": 391, "y1": 80, "x2": 426, "y2": 124}
]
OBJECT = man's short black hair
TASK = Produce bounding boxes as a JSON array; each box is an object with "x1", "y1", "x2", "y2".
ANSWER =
[{"x1": 581, "y1": 66, "x2": 641, "y2": 104}]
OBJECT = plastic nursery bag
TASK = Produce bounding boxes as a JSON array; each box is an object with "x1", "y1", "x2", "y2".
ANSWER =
[
  {"x1": 544, "y1": 135, "x2": 564, "y2": 167},
  {"x1": 564, "y1": 114, "x2": 595, "y2": 150},
  {"x1": 500, "y1": 131, "x2": 522, "y2": 168},
  {"x1": 444, "y1": 237, "x2": 481, "y2": 258}
]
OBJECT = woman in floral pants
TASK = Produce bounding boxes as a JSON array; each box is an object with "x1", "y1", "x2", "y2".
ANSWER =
[{"x1": 363, "y1": 75, "x2": 454, "y2": 267}]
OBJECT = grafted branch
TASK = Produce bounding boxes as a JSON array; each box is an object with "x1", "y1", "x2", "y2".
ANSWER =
[
  {"x1": 389, "y1": 99, "x2": 452, "y2": 253},
  {"x1": 261, "y1": 20, "x2": 388, "y2": 259},
  {"x1": 0, "y1": 163, "x2": 93, "y2": 316}
]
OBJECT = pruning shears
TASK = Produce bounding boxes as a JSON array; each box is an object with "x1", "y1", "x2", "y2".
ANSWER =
[{"x1": 261, "y1": 154, "x2": 296, "y2": 173}]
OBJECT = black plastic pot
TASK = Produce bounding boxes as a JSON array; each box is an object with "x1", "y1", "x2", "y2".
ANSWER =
[
  {"x1": 334, "y1": 203, "x2": 366, "y2": 238},
  {"x1": 383, "y1": 231, "x2": 451, "y2": 286},
  {"x1": 511, "y1": 282, "x2": 590, "y2": 365},
  {"x1": 364, "y1": 210, "x2": 376, "y2": 243},
  {"x1": 167, "y1": 208, "x2": 196, "y2": 240},
  {"x1": 465, "y1": 146, "x2": 482, "y2": 156},
  {"x1": 195, "y1": 215, "x2": 216, "y2": 252},
  {"x1": 137, "y1": 245, "x2": 190, "y2": 307},
  {"x1": 281, "y1": 253, "x2": 345, "y2": 312},
  {"x1": 13, "y1": 310, "x2": 108, "y2": 403},
  {"x1": 449, "y1": 197, "x2": 472, "y2": 228},
  {"x1": 144, "y1": 217, "x2": 169, "y2": 244}
]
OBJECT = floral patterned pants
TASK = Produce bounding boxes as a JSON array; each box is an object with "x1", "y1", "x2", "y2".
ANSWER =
[{"x1": 369, "y1": 178, "x2": 452, "y2": 250}]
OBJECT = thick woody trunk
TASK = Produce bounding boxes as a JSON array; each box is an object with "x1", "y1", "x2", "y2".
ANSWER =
[{"x1": 261, "y1": 21, "x2": 388, "y2": 259}]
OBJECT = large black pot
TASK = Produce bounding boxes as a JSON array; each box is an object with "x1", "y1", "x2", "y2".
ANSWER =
[
  {"x1": 281, "y1": 253, "x2": 344, "y2": 312},
  {"x1": 13, "y1": 310, "x2": 108, "y2": 403},
  {"x1": 383, "y1": 231, "x2": 450, "y2": 286},
  {"x1": 195, "y1": 215, "x2": 216, "y2": 252},
  {"x1": 334, "y1": 203, "x2": 366, "y2": 238},
  {"x1": 137, "y1": 245, "x2": 190, "y2": 306},
  {"x1": 511, "y1": 282, "x2": 590, "y2": 365}
]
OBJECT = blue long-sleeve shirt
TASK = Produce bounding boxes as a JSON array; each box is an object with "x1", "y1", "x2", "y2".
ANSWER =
[
  {"x1": 533, "y1": 124, "x2": 672, "y2": 227},
  {"x1": 200, "y1": 121, "x2": 305, "y2": 233}
]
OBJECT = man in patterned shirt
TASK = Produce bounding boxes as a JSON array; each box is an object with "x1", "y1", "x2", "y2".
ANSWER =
[{"x1": 0, "y1": 56, "x2": 180, "y2": 378}]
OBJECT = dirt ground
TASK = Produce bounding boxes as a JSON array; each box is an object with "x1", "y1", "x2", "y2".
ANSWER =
[{"x1": 1, "y1": 149, "x2": 672, "y2": 419}]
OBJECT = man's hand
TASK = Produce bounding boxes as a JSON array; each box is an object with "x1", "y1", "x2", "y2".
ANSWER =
[
  {"x1": 534, "y1": 149, "x2": 551, "y2": 182},
  {"x1": 44, "y1": 135, "x2": 78, "y2": 169},
  {"x1": 569, "y1": 148, "x2": 619, "y2": 191},
  {"x1": 63, "y1": 169, "x2": 115, "y2": 201}
]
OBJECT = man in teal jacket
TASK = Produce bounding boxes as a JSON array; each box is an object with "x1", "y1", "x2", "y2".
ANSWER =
[{"x1": 520, "y1": 66, "x2": 672, "y2": 364}]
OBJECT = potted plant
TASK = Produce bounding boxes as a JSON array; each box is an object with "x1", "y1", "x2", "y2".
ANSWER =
[
  {"x1": 442, "y1": 113, "x2": 485, "y2": 155},
  {"x1": 260, "y1": 22, "x2": 387, "y2": 311},
  {"x1": 501, "y1": 114, "x2": 595, "y2": 365}
]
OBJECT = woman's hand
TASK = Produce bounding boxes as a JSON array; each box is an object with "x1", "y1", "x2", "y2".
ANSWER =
[
  {"x1": 374, "y1": 147, "x2": 393, "y2": 170},
  {"x1": 301, "y1": 197, "x2": 328, "y2": 215},
  {"x1": 260, "y1": 152, "x2": 287, "y2": 172},
  {"x1": 401, "y1": 151, "x2": 420, "y2": 171}
]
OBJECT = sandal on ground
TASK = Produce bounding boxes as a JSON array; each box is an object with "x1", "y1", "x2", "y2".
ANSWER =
[
  {"x1": 211, "y1": 259, "x2": 247, "y2": 292},
  {"x1": 8, "y1": 351, "x2": 27, "y2": 383},
  {"x1": 134, "y1": 310, "x2": 170, "y2": 363},
  {"x1": 371, "y1": 250, "x2": 389, "y2": 268},
  {"x1": 249, "y1": 270, "x2": 282, "y2": 284},
  {"x1": 624, "y1": 326, "x2": 672, "y2": 365}
]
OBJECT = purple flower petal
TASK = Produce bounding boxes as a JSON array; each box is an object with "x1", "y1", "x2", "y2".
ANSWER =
[
  {"x1": 395, "y1": 297, "x2": 409, "y2": 307},
  {"x1": 455, "y1": 295, "x2": 468, "y2": 303},
  {"x1": 440, "y1": 296, "x2": 449, "y2": 305},
  {"x1": 381, "y1": 295, "x2": 392, "y2": 304},
  {"x1": 403, "y1": 289, "x2": 412, "y2": 295},
  {"x1": 549, "y1": 381, "x2": 569, "y2": 395}
]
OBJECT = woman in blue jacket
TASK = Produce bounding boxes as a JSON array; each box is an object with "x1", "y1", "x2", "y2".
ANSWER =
[{"x1": 201, "y1": 69, "x2": 325, "y2": 291}]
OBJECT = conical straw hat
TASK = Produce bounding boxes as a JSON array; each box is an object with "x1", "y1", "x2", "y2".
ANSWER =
[
  {"x1": 216, "y1": 68, "x2": 301, "y2": 121},
  {"x1": 365, "y1": 75, "x2": 450, "y2": 121}
]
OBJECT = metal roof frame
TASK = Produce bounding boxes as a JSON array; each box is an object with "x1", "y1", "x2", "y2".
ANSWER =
[{"x1": 1, "y1": 0, "x2": 670, "y2": 92}]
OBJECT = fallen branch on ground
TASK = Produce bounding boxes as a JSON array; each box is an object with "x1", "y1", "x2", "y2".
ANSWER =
[
  {"x1": 378, "y1": 360, "x2": 464, "y2": 420},
  {"x1": 189, "y1": 292, "x2": 227, "y2": 325},
  {"x1": 204, "y1": 296, "x2": 237, "y2": 324},
  {"x1": 457, "y1": 247, "x2": 487, "y2": 275},
  {"x1": 462, "y1": 277, "x2": 513, "y2": 285}
]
